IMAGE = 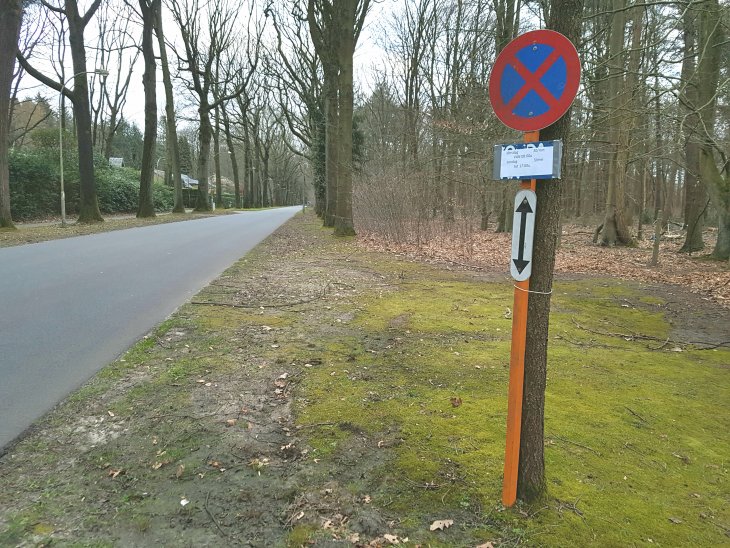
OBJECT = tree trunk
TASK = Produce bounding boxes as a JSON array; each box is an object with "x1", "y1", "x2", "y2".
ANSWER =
[
  {"x1": 600, "y1": 0, "x2": 632, "y2": 246},
  {"x1": 0, "y1": 0, "x2": 22, "y2": 229},
  {"x1": 221, "y1": 110, "x2": 241, "y2": 208},
  {"x1": 242, "y1": 119, "x2": 253, "y2": 208},
  {"x1": 154, "y1": 2, "x2": 183, "y2": 213},
  {"x1": 195, "y1": 110, "x2": 212, "y2": 211},
  {"x1": 517, "y1": 0, "x2": 584, "y2": 502},
  {"x1": 213, "y1": 106, "x2": 222, "y2": 207},
  {"x1": 679, "y1": 6, "x2": 705, "y2": 253},
  {"x1": 68, "y1": 1, "x2": 103, "y2": 223},
  {"x1": 137, "y1": 0, "x2": 157, "y2": 218},
  {"x1": 324, "y1": 79, "x2": 338, "y2": 227},
  {"x1": 334, "y1": 1, "x2": 356, "y2": 236},
  {"x1": 694, "y1": 0, "x2": 728, "y2": 260},
  {"x1": 313, "y1": 113, "x2": 326, "y2": 217}
]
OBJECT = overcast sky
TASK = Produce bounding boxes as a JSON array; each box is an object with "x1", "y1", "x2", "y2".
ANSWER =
[{"x1": 18, "y1": 1, "x2": 392, "y2": 130}]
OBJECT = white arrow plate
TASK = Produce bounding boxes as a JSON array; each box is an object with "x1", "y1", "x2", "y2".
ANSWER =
[{"x1": 510, "y1": 189, "x2": 537, "y2": 281}]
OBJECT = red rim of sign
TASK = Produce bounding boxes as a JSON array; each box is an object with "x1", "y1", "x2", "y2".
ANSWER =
[{"x1": 489, "y1": 30, "x2": 580, "y2": 132}]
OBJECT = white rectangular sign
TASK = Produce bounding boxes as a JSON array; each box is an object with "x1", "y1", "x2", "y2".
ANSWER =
[
  {"x1": 493, "y1": 140, "x2": 562, "y2": 180},
  {"x1": 510, "y1": 189, "x2": 537, "y2": 282}
]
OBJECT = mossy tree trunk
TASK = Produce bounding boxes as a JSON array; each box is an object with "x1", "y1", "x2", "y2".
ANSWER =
[
  {"x1": 334, "y1": 1, "x2": 356, "y2": 236},
  {"x1": 693, "y1": 0, "x2": 728, "y2": 261},
  {"x1": 518, "y1": 0, "x2": 584, "y2": 503},
  {"x1": 679, "y1": 5, "x2": 705, "y2": 253},
  {"x1": 307, "y1": 0, "x2": 370, "y2": 234}
]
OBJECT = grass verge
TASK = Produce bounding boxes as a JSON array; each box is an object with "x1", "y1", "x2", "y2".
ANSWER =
[{"x1": 0, "y1": 210, "x2": 236, "y2": 248}]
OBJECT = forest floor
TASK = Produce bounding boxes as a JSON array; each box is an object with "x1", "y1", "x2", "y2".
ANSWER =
[
  {"x1": 359, "y1": 223, "x2": 730, "y2": 309},
  {"x1": 0, "y1": 211, "x2": 728, "y2": 547}
]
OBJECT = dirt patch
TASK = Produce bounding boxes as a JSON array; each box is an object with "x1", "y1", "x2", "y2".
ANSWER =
[{"x1": 1, "y1": 212, "x2": 728, "y2": 547}]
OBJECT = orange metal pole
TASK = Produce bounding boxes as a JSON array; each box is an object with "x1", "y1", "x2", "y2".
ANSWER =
[{"x1": 502, "y1": 129, "x2": 539, "y2": 507}]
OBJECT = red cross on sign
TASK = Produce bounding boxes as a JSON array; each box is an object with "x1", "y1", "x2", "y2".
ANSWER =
[{"x1": 489, "y1": 30, "x2": 580, "y2": 132}]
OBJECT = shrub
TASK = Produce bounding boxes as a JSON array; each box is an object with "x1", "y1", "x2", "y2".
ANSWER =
[
  {"x1": 9, "y1": 150, "x2": 174, "y2": 220},
  {"x1": 8, "y1": 149, "x2": 69, "y2": 221},
  {"x1": 96, "y1": 167, "x2": 174, "y2": 214}
]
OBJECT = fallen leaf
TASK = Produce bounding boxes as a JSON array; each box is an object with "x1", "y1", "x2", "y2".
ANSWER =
[
  {"x1": 476, "y1": 543, "x2": 495, "y2": 548},
  {"x1": 669, "y1": 517, "x2": 683, "y2": 524},
  {"x1": 225, "y1": 419, "x2": 237, "y2": 427},
  {"x1": 176, "y1": 464, "x2": 185, "y2": 479},
  {"x1": 450, "y1": 396, "x2": 462, "y2": 408},
  {"x1": 430, "y1": 519, "x2": 454, "y2": 531},
  {"x1": 107, "y1": 468, "x2": 123, "y2": 478},
  {"x1": 383, "y1": 533, "x2": 400, "y2": 544}
]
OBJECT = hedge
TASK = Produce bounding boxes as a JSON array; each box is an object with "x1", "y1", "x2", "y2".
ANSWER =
[{"x1": 8, "y1": 150, "x2": 173, "y2": 220}]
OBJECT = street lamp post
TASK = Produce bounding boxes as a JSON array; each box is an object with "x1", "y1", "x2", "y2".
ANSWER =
[{"x1": 58, "y1": 68, "x2": 108, "y2": 227}]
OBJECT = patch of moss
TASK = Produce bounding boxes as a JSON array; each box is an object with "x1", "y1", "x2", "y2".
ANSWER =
[
  {"x1": 287, "y1": 523, "x2": 318, "y2": 546},
  {"x1": 295, "y1": 276, "x2": 730, "y2": 546}
]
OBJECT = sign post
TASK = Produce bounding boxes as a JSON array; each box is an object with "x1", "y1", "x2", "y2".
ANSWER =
[{"x1": 488, "y1": 29, "x2": 580, "y2": 507}]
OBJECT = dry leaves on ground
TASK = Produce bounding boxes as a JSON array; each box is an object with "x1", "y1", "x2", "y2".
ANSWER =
[{"x1": 359, "y1": 226, "x2": 729, "y2": 308}]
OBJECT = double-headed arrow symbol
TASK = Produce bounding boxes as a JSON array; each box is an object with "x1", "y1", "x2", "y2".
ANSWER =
[{"x1": 510, "y1": 190, "x2": 537, "y2": 282}]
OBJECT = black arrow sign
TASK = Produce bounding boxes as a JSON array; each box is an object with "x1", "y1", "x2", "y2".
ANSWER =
[{"x1": 512, "y1": 197, "x2": 533, "y2": 274}]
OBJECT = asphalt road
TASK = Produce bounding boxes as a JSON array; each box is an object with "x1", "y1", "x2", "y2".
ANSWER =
[{"x1": 0, "y1": 207, "x2": 300, "y2": 450}]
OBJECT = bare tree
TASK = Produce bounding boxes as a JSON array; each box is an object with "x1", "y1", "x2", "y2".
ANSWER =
[
  {"x1": 91, "y1": 1, "x2": 139, "y2": 159},
  {"x1": 135, "y1": 0, "x2": 159, "y2": 217},
  {"x1": 170, "y1": 0, "x2": 250, "y2": 212},
  {"x1": 155, "y1": 2, "x2": 183, "y2": 212},
  {"x1": 17, "y1": 0, "x2": 105, "y2": 223},
  {"x1": 308, "y1": 0, "x2": 371, "y2": 235},
  {"x1": 269, "y1": 1, "x2": 325, "y2": 214}
]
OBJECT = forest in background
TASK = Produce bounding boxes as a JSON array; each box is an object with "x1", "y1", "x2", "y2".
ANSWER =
[
  {"x1": 351, "y1": 0, "x2": 729, "y2": 261},
  {"x1": 0, "y1": 0, "x2": 728, "y2": 260}
]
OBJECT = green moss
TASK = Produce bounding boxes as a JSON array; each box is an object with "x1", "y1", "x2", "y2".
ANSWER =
[
  {"x1": 295, "y1": 276, "x2": 730, "y2": 546},
  {"x1": 286, "y1": 523, "x2": 318, "y2": 547}
]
